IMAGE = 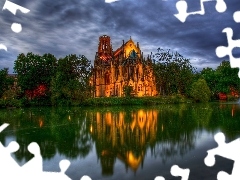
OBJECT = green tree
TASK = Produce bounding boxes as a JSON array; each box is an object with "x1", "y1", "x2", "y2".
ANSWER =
[
  {"x1": 152, "y1": 49, "x2": 196, "y2": 96},
  {"x1": 190, "y1": 79, "x2": 211, "y2": 102},
  {"x1": 201, "y1": 60, "x2": 240, "y2": 96},
  {"x1": 0, "y1": 68, "x2": 14, "y2": 98},
  {"x1": 51, "y1": 54, "x2": 92, "y2": 105},
  {"x1": 13, "y1": 53, "x2": 57, "y2": 100},
  {"x1": 215, "y1": 60, "x2": 240, "y2": 94},
  {"x1": 201, "y1": 67, "x2": 218, "y2": 98}
]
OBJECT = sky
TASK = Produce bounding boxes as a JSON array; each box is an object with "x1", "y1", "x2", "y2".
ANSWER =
[{"x1": 0, "y1": 0, "x2": 240, "y2": 73}]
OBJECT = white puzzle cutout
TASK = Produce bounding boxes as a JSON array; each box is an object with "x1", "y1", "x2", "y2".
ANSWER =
[
  {"x1": 2, "y1": 0, "x2": 30, "y2": 33},
  {"x1": 215, "y1": 11, "x2": 240, "y2": 78},
  {"x1": 204, "y1": 132, "x2": 240, "y2": 180},
  {"x1": 0, "y1": 44, "x2": 7, "y2": 51},
  {"x1": 215, "y1": 28, "x2": 240, "y2": 78},
  {"x1": 233, "y1": 11, "x2": 240, "y2": 23},
  {"x1": 0, "y1": 123, "x2": 21, "y2": 179},
  {"x1": 2, "y1": 0, "x2": 30, "y2": 15},
  {"x1": 174, "y1": 0, "x2": 227, "y2": 23},
  {"x1": 154, "y1": 165, "x2": 190, "y2": 180},
  {"x1": 1, "y1": 1, "x2": 30, "y2": 51},
  {"x1": 105, "y1": 0, "x2": 119, "y2": 3},
  {"x1": 0, "y1": 123, "x2": 92, "y2": 180}
]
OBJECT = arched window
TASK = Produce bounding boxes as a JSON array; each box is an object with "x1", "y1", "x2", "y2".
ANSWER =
[{"x1": 129, "y1": 50, "x2": 137, "y2": 58}]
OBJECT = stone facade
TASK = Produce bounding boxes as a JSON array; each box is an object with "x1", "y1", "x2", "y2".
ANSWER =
[{"x1": 91, "y1": 35, "x2": 157, "y2": 97}]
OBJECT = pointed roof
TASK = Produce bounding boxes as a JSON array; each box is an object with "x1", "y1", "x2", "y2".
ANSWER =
[{"x1": 113, "y1": 37, "x2": 140, "y2": 58}]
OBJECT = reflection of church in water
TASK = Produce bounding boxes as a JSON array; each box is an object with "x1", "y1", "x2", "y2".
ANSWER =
[
  {"x1": 87, "y1": 109, "x2": 157, "y2": 175},
  {"x1": 91, "y1": 35, "x2": 157, "y2": 97}
]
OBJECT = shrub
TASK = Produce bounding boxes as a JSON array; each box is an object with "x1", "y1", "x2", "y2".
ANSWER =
[
  {"x1": 190, "y1": 79, "x2": 211, "y2": 102},
  {"x1": 0, "y1": 98, "x2": 22, "y2": 108}
]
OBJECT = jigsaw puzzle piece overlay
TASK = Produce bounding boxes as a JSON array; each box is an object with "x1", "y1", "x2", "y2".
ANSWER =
[
  {"x1": 80, "y1": 175, "x2": 92, "y2": 180},
  {"x1": 154, "y1": 165, "x2": 190, "y2": 180},
  {"x1": 204, "y1": 132, "x2": 240, "y2": 180},
  {"x1": 20, "y1": 142, "x2": 43, "y2": 178},
  {"x1": 1, "y1": 1, "x2": 30, "y2": 50},
  {"x1": 0, "y1": 123, "x2": 92, "y2": 180},
  {"x1": 0, "y1": 123, "x2": 22, "y2": 179},
  {"x1": 233, "y1": 11, "x2": 240, "y2": 23},
  {"x1": 2, "y1": 0, "x2": 30, "y2": 33},
  {"x1": 174, "y1": 0, "x2": 227, "y2": 23},
  {"x1": 0, "y1": 141, "x2": 21, "y2": 178},
  {"x1": 2, "y1": 0, "x2": 30, "y2": 15},
  {"x1": 40, "y1": 160, "x2": 71, "y2": 180},
  {"x1": 105, "y1": 0, "x2": 119, "y2": 3},
  {"x1": 215, "y1": 28, "x2": 240, "y2": 78},
  {"x1": 0, "y1": 44, "x2": 7, "y2": 51},
  {"x1": 171, "y1": 165, "x2": 190, "y2": 180},
  {"x1": 19, "y1": 143, "x2": 72, "y2": 180},
  {"x1": 42, "y1": 160, "x2": 91, "y2": 180},
  {"x1": 155, "y1": 177, "x2": 165, "y2": 180},
  {"x1": 0, "y1": 123, "x2": 9, "y2": 132}
]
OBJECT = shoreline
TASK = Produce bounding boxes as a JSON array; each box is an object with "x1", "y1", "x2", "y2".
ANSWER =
[{"x1": 1, "y1": 96, "x2": 239, "y2": 109}]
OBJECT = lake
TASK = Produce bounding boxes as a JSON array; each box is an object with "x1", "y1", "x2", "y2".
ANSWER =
[{"x1": 0, "y1": 102, "x2": 240, "y2": 180}]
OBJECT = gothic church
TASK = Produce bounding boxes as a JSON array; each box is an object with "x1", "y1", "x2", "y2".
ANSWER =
[{"x1": 91, "y1": 35, "x2": 157, "y2": 97}]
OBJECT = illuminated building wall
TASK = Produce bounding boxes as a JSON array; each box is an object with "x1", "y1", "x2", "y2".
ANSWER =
[{"x1": 91, "y1": 35, "x2": 157, "y2": 97}]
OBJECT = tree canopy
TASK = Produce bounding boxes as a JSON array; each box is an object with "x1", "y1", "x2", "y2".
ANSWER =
[
  {"x1": 152, "y1": 48, "x2": 196, "y2": 96},
  {"x1": 51, "y1": 54, "x2": 92, "y2": 105},
  {"x1": 13, "y1": 52, "x2": 57, "y2": 99},
  {"x1": 201, "y1": 60, "x2": 240, "y2": 96},
  {"x1": 190, "y1": 79, "x2": 211, "y2": 102}
]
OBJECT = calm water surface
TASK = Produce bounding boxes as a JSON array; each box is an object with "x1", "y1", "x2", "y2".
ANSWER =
[{"x1": 0, "y1": 103, "x2": 240, "y2": 180}]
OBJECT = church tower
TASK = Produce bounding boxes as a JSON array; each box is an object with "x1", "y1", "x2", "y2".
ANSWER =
[{"x1": 96, "y1": 35, "x2": 113, "y2": 63}]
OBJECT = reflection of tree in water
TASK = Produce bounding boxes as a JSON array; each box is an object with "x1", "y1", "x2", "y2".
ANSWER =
[
  {"x1": 150, "y1": 134, "x2": 196, "y2": 164},
  {"x1": 149, "y1": 105, "x2": 198, "y2": 164},
  {"x1": 0, "y1": 107, "x2": 92, "y2": 163},
  {"x1": 191, "y1": 103, "x2": 213, "y2": 129},
  {"x1": 150, "y1": 103, "x2": 214, "y2": 163},
  {"x1": 208, "y1": 103, "x2": 240, "y2": 140}
]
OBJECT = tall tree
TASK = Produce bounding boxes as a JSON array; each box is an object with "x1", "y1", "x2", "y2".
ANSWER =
[
  {"x1": 51, "y1": 54, "x2": 92, "y2": 105},
  {"x1": 201, "y1": 67, "x2": 218, "y2": 98},
  {"x1": 13, "y1": 53, "x2": 57, "y2": 99},
  {"x1": 152, "y1": 48, "x2": 196, "y2": 96},
  {"x1": 201, "y1": 60, "x2": 240, "y2": 96},
  {"x1": 215, "y1": 60, "x2": 240, "y2": 94}
]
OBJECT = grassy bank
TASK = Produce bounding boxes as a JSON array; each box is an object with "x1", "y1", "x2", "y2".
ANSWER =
[
  {"x1": 2, "y1": 95, "x2": 239, "y2": 108},
  {"x1": 0, "y1": 95, "x2": 193, "y2": 108},
  {"x1": 82, "y1": 95, "x2": 192, "y2": 107}
]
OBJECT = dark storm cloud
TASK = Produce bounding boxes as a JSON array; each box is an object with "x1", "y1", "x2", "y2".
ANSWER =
[{"x1": 0, "y1": 0, "x2": 239, "y2": 72}]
